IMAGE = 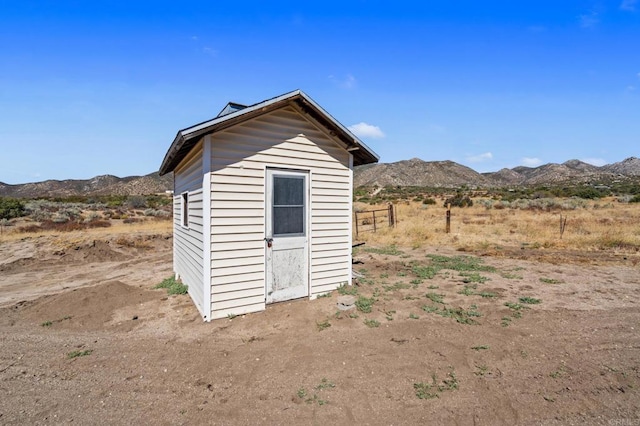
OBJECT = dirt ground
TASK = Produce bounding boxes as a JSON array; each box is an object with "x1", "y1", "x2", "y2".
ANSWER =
[{"x1": 0, "y1": 230, "x2": 639, "y2": 425}]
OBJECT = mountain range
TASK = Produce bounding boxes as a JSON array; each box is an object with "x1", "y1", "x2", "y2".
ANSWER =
[
  {"x1": 0, "y1": 172, "x2": 173, "y2": 199},
  {"x1": 353, "y1": 157, "x2": 640, "y2": 188},
  {"x1": 0, "y1": 157, "x2": 638, "y2": 198}
]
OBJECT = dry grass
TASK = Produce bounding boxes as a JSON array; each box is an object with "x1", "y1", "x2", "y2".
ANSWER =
[
  {"x1": 354, "y1": 198, "x2": 640, "y2": 256},
  {"x1": 0, "y1": 219, "x2": 172, "y2": 244}
]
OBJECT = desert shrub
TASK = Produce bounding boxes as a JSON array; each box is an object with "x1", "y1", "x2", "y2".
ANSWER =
[
  {"x1": 531, "y1": 190, "x2": 553, "y2": 199},
  {"x1": 51, "y1": 211, "x2": 71, "y2": 223},
  {"x1": 573, "y1": 187, "x2": 604, "y2": 199},
  {"x1": 422, "y1": 197, "x2": 436, "y2": 205},
  {"x1": 493, "y1": 201, "x2": 508, "y2": 210},
  {"x1": 123, "y1": 217, "x2": 142, "y2": 224},
  {"x1": 126, "y1": 196, "x2": 147, "y2": 209},
  {"x1": 630, "y1": 195, "x2": 640, "y2": 203},
  {"x1": 19, "y1": 224, "x2": 42, "y2": 233},
  {"x1": 85, "y1": 220, "x2": 111, "y2": 228},
  {"x1": 0, "y1": 197, "x2": 26, "y2": 220},
  {"x1": 143, "y1": 208, "x2": 170, "y2": 217},
  {"x1": 84, "y1": 212, "x2": 102, "y2": 222},
  {"x1": 444, "y1": 193, "x2": 473, "y2": 208},
  {"x1": 476, "y1": 199, "x2": 494, "y2": 209},
  {"x1": 145, "y1": 195, "x2": 171, "y2": 208}
]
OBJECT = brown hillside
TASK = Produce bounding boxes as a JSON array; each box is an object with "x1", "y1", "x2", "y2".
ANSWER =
[
  {"x1": 354, "y1": 158, "x2": 490, "y2": 188},
  {"x1": 0, "y1": 172, "x2": 172, "y2": 198}
]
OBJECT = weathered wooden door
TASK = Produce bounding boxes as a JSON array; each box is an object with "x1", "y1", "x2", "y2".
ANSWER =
[{"x1": 265, "y1": 169, "x2": 309, "y2": 303}]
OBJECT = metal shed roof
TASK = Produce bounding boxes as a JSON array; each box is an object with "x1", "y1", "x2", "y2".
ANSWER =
[{"x1": 159, "y1": 90, "x2": 379, "y2": 175}]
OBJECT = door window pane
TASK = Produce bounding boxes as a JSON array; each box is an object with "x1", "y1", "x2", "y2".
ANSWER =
[{"x1": 273, "y1": 175, "x2": 305, "y2": 236}]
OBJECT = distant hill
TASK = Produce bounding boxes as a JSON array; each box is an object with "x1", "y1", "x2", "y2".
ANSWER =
[
  {"x1": 354, "y1": 158, "x2": 491, "y2": 188},
  {"x1": 0, "y1": 172, "x2": 173, "y2": 198},
  {"x1": 355, "y1": 157, "x2": 640, "y2": 188},
  {"x1": 1, "y1": 156, "x2": 638, "y2": 198},
  {"x1": 601, "y1": 157, "x2": 640, "y2": 176}
]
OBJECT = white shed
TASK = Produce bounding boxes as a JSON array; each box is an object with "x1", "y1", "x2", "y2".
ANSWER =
[{"x1": 159, "y1": 90, "x2": 379, "y2": 321}]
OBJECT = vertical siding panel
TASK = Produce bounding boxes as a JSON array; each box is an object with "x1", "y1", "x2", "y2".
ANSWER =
[
  {"x1": 172, "y1": 138, "x2": 205, "y2": 317},
  {"x1": 202, "y1": 135, "x2": 213, "y2": 320}
]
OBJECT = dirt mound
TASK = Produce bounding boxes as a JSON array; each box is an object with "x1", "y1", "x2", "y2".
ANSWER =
[
  {"x1": 0, "y1": 257, "x2": 39, "y2": 273},
  {"x1": 16, "y1": 280, "x2": 159, "y2": 330},
  {"x1": 56, "y1": 239, "x2": 131, "y2": 263}
]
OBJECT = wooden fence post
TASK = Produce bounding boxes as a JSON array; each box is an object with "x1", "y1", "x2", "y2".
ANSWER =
[
  {"x1": 446, "y1": 203, "x2": 451, "y2": 234},
  {"x1": 559, "y1": 214, "x2": 567, "y2": 239},
  {"x1": 373, "y1": 210, "x2": 377, "y2": 232}
]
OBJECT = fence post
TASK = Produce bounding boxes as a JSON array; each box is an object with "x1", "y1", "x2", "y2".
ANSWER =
[
  {"x1": 394, "y1": 205, "x2": 397, "y2": 227},
  {"x1": 446, "y1": 203, "x2": 451, "y2": 234},
  {"x1": 373, "y1": 210, "x2": 377, "y2": 232},
  {"x1": 559, "y1": 214, "x2": 567, "y2": 239},
  {"x1": 388, "y1": 203, "x2": 394, "y2": 227}
]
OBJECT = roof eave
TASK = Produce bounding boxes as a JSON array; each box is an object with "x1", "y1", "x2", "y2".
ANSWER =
[{"x1": 159, "y1": 90, "x2": 379, "y2": 175}]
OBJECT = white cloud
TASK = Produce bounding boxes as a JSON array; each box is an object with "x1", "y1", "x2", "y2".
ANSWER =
[
  {"x1": 522, "y1": 157, "x2": 542, "y2": 167},
  {"x1": 466, "y1": 152, "x2": 493, "y2": 163},
  {"x1": 581, "y1": 157, "x2": 607, "y2": 166},
  {"x1": 579, "y1": 11, "x2": 599, "y2": 28},
  {"x1": 329, "y1": 74, "x2": 357, "y2": 89},
  {"x1": 620, "y1": 0, "x2": 637, "y2": 11},
  {"x1": 348, "y1": 122, "x2": 385, "y2": 139}
]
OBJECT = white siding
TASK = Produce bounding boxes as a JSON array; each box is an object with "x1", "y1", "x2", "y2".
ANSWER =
[
  {"x1": 173, "y1": 140, "x2": 205, "y2": 317},
  {"x1": 175, "y1": 140, "x2": 204, "y2": 194},
  {"x1": 207, "y1": 106, "x2": 352, "y2": 319}
]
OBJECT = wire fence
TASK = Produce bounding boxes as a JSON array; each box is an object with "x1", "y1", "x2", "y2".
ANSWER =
[{"x1": 354, "y1": 203, "x2": 396, "y2": 237}]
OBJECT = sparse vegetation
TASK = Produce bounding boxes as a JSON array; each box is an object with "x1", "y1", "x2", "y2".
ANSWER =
[
  {"x1": 155, "y1": 276, "x2": 188, "y2": 295},
  {"x1": 471, "y1": 345, "x2": 490, "y2": 351},
  {"x1": 540, "y1": 277, "x2": 563, "y2": 284},
  {"x1": 414, "y1": 369, "x2": 459, "y2": 399},
  {"x1": 41, "y1": 316, "x2": 72, "y2": 327},
  {"x1": 67, "y1": 349, "x2": 93, "y2": 359},
  {"x1": 364, "y1": 318, "x2": 381, "y2": 328},
  {"x1": 355, "y1": 296, "x2": 375, "y2": 313},
  {"x1": 519, "y1": 296, "x2": 542, "y2": 305},
  {"x1": 316, "y1": 319, "x2": 331, "y2": 331},
  {"x1": 460, "y1": 272, "x2": 490, "y2": 284},
  {"x1": 364, "y1": 245, "x2": 403, "y2": 256},
  {"x1": 297, "y1": 378, "x2": 336, "y2": 406},
  {"x1": 422, "y1": 304, "x2": 481, "y2": 325},
  {"x1": 337, "y1": 283, "x2": 358, "y2": 296},
  {"x1": 474, "y1": 365, "x2": 489, "y2": 376},
  {"x1": 425, "y1": 292, "x2": 445, "y2": 304}
]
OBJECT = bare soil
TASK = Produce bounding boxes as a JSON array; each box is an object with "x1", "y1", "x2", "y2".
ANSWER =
[{"x1": 1, "y1": 232, "x2": 639, "y2": 425}]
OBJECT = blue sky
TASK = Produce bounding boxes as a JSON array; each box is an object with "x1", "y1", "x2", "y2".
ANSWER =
[{"x1": 1, "y1": 1, "x2": 638, "y2": 184}]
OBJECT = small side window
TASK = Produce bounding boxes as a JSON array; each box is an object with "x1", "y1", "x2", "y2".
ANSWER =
[{"x1": 181, "y1": 192, "x2": 189, "y2": 228}]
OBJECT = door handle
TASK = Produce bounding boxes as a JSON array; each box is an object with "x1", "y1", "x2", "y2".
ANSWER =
[{"x1": 264, "y1": 237, "x2": 273, "y2": 248}]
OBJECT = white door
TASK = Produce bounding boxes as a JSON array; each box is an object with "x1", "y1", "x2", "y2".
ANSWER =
[{"x1": 265, "y1": 169, "x2": 309, "y2": 304}]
